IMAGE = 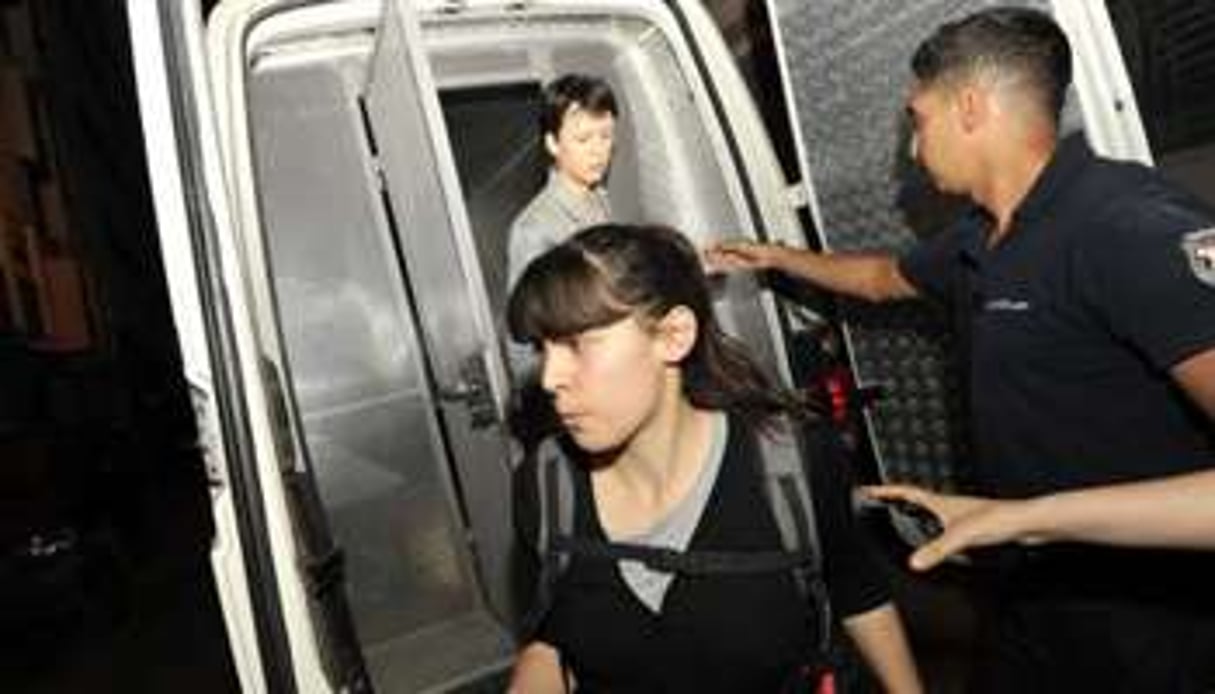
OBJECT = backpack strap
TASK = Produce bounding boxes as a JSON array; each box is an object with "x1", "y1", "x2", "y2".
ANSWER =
[
  {"x1": 754, "y1": 417, "x2": 832, "y2": 658},
  {"x1": 522, "y1": 421, "x2": 832, "y2": 659},
  {"x1": 518, "y1": 437, "x2": 575, "y2": 639},
  {"x1": 536, "y1": 437, "x2": 575, "y2": 572},
  {"x1": 553, "y1": 535, "x2": 811, "y2": 575}
]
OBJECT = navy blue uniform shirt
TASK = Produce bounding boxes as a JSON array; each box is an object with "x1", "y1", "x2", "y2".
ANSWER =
[{"x1": 901, "y1": 134, "x2": 1215, "y2": 497}]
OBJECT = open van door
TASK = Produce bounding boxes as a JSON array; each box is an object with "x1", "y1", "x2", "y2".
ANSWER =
[
  {"x1": 130, "y1": 0, "x2": 523, "y2": 690},
  {"x1": 363, "y1": 0, "x2": 516, "y2": 623},
  {"x1": 762, "y1": 0, "x2": 1151, "y2": 495}
]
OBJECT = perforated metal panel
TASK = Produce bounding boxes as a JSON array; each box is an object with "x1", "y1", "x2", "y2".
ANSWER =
[{"x1": 766, "y1": 0, "x2": 1059, "y2": 488}]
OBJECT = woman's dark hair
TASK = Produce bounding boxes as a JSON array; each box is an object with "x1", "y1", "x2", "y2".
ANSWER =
[
  {"x1": 911, "y1": 7, "x2": 1072, "y2": 123},
  {"x1": 507, "y1": 224, "x2": 813, "y2": 429},
  {"x1": 539, "y1": 73, "x2": 618, "y2": 139}
]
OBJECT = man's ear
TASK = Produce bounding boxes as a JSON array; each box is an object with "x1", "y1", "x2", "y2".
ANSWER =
[
  {"x1": 544, "y1": 132, "x2": 560, "y2": 159},
  {"x1": 957, "y1": 85, "x2": 989, "y2": 133},
  {"x1": 655, "y1": 306, "x2": 698, "y2": 364}
]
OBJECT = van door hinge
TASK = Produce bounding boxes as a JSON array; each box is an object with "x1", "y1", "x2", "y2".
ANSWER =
[
  {"x1": 259, "y1": 356, "x2": 298, "y2": 474},
  {"x1": 436, "y1": 0, "x2": 469, "y2": 13},
  {"x1": 436, "y1": 353, "x2": 499, "y2": 429},
  {"x1": 784, "y1": 181, "x2": 810, "y2": 210},
  {"x1": 370, "y1": 157, "x2": 388, "y2": 192},
  {"x1": 186, "y1": 376, "x2": 226, "y2": 493}
]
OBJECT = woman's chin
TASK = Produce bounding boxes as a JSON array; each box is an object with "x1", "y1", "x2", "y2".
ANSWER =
[{"x1": 566, "y1": 427, "x2": 621, "y2": 455}]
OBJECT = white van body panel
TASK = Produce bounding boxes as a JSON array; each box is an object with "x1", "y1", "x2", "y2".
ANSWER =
[{"x1": 1052, "y1": 1, "x2": 1152, "y2": 164}]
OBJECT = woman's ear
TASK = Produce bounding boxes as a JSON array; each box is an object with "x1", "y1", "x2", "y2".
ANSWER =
[
  {"x1": 655, "y1": 306, "x2": 698, "y2": 364},
  {"x1": 544, "y1": 131, "x2": 560, "y2": 159}
]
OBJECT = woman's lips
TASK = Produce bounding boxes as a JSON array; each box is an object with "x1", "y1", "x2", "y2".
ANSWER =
[{"x1": 557, "y1": 409, "x2": 586, "y2": 427}]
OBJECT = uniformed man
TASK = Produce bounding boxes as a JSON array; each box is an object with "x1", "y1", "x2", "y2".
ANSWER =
[
  {"x1": 506, "y1": 73, "x2": 617, "y2": 290},
  {"x1": 706, "y1": 7, "x2": 1215, "y2": 693}
]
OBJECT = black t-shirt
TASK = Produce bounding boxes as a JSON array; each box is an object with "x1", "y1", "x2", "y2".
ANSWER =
[
  {"x1": 900, "y1": 134, "x2": 1215, "y2": 497},
  {"x1": 513, "y1": 416, "x2": 890, "y2": 693}
]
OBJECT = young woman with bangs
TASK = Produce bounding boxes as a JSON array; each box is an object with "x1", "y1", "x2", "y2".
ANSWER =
[{"x1": 506, "y1": 223, "x2": 921, "y2": 693}]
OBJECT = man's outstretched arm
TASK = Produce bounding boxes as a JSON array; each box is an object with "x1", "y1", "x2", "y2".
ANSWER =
[{"x1": 703, "y1": 240, "x2": 919, "y2": 303}]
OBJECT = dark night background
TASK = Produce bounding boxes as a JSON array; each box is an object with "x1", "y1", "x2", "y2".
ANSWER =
[{"x1": 1, "y1": 0, "x2": 238, "y2": 691}]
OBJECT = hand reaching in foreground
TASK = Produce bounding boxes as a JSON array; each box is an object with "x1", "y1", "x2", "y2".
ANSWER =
[
  {"x1": 861, "y1": 484, "x2": 1040, "y2": 571},
  {"x1": 867, "y1": 470, "x2": 1215, "y2": 558}
]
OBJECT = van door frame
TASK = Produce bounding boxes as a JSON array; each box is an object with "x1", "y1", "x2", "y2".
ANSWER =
[
  {"x1": 126, "y1": 0, "x2": 296, "y2": 691},
  {"x1": 129, "y1": 1, "x2": 381, "y2": 692}
]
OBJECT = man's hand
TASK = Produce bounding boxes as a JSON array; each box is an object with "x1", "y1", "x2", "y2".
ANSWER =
[
  {"x1": 862, "y1": 484, "x2": 1038, "y2": 571},
  {"x1": 703, "y1": 240, "x2": 917, "y2": 302},
  {"x1": 701, "y1": 240, "x2": 784, "y2": 274}
]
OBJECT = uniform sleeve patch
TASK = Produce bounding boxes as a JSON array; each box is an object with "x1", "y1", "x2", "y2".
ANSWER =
[{"x1": 1182, "y1": 227, "x2": 1215, "y2": 287}]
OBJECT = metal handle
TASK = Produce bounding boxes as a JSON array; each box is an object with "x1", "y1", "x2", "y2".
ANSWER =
[{"x1": 437, "y1": 354, "x2": 498, "y2": 429}]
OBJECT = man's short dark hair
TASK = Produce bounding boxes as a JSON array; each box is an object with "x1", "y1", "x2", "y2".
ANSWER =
[
  {"x1": 911, "y1": 7, "x2": 1072, "y2": 122},
  {"x1": 539, "y1": 74, "x2": 618, "y2": 138}
]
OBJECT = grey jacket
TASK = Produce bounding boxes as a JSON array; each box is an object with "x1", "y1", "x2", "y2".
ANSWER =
[{"x1": 506, "y1": 170, "x2": 612, "y2": 289}]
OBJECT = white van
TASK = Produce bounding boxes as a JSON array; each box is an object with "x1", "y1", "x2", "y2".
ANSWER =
[{"x1": 124, "y1": 0, "x2": 1181, "y2": 691}]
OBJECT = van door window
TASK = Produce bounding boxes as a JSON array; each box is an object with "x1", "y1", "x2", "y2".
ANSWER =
[{"x1": 439, "y1": 83, "x2": 544, "y2": 319}]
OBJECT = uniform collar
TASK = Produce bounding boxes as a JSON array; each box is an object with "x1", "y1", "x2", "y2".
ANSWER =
[
  {"x1": 1013, "y1": 132, "x2": 1092, "y2": 224},
  {"x1": 958, "y1": 133, "x2": 1093, "y2": 264},
  {"x1": 957, "y1": 207, "x2": 990, "y2": 264}
]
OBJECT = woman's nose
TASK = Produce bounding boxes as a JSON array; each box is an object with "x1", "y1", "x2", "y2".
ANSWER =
[{"x1": 540, "y1": 346, "x2": 571, "y2": 393}]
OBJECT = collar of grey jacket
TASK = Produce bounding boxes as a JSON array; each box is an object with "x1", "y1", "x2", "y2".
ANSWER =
[{"x1": 544, "y1": 168, "x2": 612, "y2": 225}]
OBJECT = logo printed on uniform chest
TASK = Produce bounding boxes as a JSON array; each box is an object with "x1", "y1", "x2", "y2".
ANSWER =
[
  {"x1": 983, "y1": 297, "x2": 1032, "y2": 312},
  {"x1": 1182, "y1": 227, "x2": 1215, "y2": 287}
]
